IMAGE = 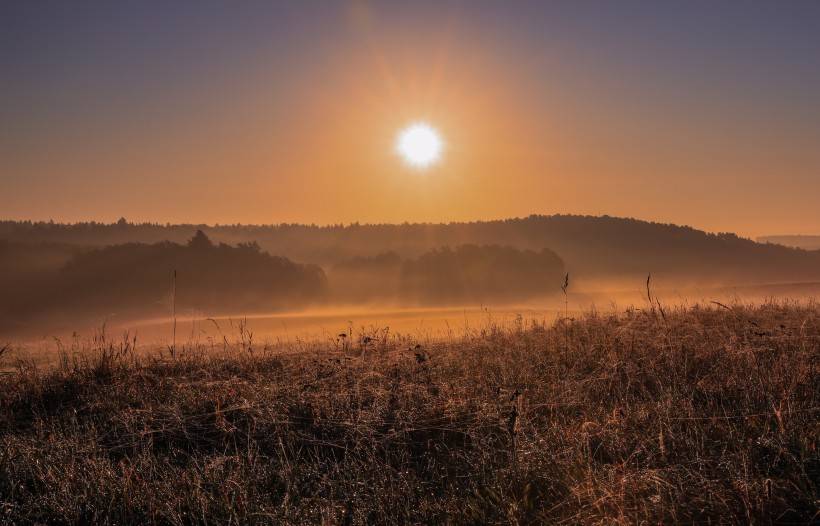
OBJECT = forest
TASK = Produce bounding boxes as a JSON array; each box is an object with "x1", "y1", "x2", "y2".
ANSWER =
[
  {"x1": 3, "y1": 215, "x2": 819, "y2": 285},
  {"x1": 1, "y1": 230, "x2": 568, "y2": 333}
]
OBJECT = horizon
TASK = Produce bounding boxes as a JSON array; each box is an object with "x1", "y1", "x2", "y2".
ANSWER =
[
  {"x1": 3, "y1": 1, "x2": 820, "y2": 238},
  {"x1": 0, "y1": 213, "x2": 799, "y2": 242},
  {"x1": 3, "y1": 4, "x2": 820, "y2": 521},
  {"x1": 3, "y1": 212, "x2": 819, "y2": 240}
]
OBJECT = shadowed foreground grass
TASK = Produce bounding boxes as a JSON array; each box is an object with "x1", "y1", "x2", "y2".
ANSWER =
[{"x1": 1, "y1": 303, "x2": 818, "y2": 524}]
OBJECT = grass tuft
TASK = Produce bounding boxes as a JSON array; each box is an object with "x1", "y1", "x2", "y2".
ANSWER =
[{"x1": 0, "y1": 302, "x2": 818, "y2": 524}]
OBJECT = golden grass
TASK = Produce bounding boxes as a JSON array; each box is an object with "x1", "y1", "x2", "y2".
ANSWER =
[{"x1": 0, "y1": 302, "x2": 818, "y2": 524}]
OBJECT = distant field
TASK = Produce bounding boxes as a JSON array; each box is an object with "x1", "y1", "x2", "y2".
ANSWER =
[
  {"x1": 7, "y1": 279, "x2": 820, "y2": 347},
  {"x1": 0, "y1": 302, "x2": 817, "y2": 524}
]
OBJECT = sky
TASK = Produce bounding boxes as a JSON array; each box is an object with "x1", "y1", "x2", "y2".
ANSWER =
[{"x1": 2, "y1": 0, "x2": 820, "y2": 238}]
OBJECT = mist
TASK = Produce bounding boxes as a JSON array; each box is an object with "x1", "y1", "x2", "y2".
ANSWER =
[{"x1": 3, "y1": 215, "x2": 820, "y2": 342}]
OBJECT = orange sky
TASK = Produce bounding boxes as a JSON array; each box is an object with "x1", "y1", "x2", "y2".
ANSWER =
[{"x1": 3, "y1": 2, "x2": 820, "y2": 238}]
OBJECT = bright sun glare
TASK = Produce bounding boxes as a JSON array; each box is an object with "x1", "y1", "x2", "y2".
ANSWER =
[{"x1": 395, "y1": 123, "x2": 443, "y2": 169}]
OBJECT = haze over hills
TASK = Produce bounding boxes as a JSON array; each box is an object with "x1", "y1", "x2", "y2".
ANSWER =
[
  {"x1": 757, "y1": 235, "x2": 820, "y2": 251},
  {"x1": 4, "y1": 214, "x2": 820, "y2": 336},
  {"x1": 0, "y1": 233, "x2": 328, "y2": 334},
  {"x1": 3, "y1": 215, "x2": 820, "y2": 285},
  {"x1": 4, "y1": 3, "x2": 820, "y2": 523}
]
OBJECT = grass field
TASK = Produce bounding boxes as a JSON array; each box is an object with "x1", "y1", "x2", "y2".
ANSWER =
[{"x1": 1, "y1": 302, "x2": 818, "y2": 524}]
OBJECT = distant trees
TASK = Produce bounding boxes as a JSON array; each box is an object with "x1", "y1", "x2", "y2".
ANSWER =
[
  {"x1": 400, "y1": 245, "x2": 564, "y2": 304},
  {"x1": 2, "y1": 214, "x2": 820, "y2": 286},
  {"x1": 55, "y1": 231, "x2": 327, "y2": 314},
  {"x1": 0, "y1": 232, "x2": 327, "y2": 330},
  {"x1": 0, "y1": 235, "x2": 567, "y2": 332},
  {"x1": 327, "y1": 245, "x2": 565, "y2": 304},
  {"x1": 187, "y1": 229, "x2": 214, "y2": 249}
]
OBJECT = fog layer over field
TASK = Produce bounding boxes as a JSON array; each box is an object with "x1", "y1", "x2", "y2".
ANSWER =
[{"x1": 3, "y1": 215, "x2": 820, "y2": 341}]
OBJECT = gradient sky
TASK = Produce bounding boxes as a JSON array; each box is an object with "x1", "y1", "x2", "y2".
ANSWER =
[{"x1": 2, "y1": 1, "x2": 820, "y2": 237}]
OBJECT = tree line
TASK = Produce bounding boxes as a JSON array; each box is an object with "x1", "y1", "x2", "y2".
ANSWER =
[
  {"x1": 3, "y1": 215, "x2": 819, "y2": 284},
  {"x1": 0, "y1": 231, "x2": 566, "y2": 333}
]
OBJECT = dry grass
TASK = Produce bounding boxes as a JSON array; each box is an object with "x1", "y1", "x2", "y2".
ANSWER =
[{"x1": 0, "y1": 302, "x2": 818, "y2": 524}]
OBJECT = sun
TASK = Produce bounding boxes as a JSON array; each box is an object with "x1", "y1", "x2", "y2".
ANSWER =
[{"x1": 395, "y1": 122, "x2": 443, "y2": 169}]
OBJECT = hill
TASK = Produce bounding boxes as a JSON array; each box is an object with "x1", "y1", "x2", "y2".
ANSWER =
[
  {"x1": 758, "y1": 234, "x2": 820, "y2": 251},
  {"x1": 3, "y1": 215, "x2": 820, "y2": 285}
]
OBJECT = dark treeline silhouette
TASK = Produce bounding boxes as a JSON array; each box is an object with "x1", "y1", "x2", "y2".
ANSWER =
[
  {"x1": 0, "y1": 231, "x2": 326, "y2": 333},
  {"x1": 1, "y1": 236, "x2": 564, "y2": 334},
  {"x1": 328, "y1": 245, "x2": 564, "y2": 304},
  {"x1": 3, "y1": 215, "x2": 820, "y2": 284},
  {"x1": 757, "y1": 235, "x2": 820, "y2": 251}
]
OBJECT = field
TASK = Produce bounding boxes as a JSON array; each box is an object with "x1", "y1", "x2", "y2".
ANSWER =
[{"x1": 1, "y1": 302, "x2": 818, "y2": 524}]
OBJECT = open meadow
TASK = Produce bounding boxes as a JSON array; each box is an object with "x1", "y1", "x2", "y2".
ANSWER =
[
  {"x1": 6, "y1": 2, "x2": 820, "y2": 523},
  {"x1": 1, "y1": 302, "x2": 817, "y2": 524}
]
